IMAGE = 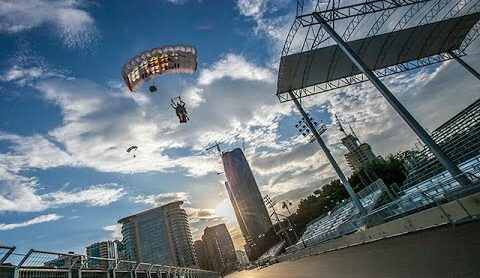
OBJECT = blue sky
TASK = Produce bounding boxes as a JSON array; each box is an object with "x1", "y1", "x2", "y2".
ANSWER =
[{"x1": 0, "y1": 0, "x2": 479, "y2": 257}]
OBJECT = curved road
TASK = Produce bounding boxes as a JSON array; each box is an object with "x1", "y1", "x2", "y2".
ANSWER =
[{"x1": 227, "y1": 220, "x2": 480, "y2": 278}]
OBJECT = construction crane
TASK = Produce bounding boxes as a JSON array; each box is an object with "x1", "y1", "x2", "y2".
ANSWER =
[
  {"x1": 335, "y1": 114, "x2": 348, "y2": 137},
  {"x1": 205, "y1": 141, "x2": 224, "y2": 156}
]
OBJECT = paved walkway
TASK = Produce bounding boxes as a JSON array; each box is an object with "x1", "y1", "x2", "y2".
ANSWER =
[{"x1": 227, "y1": 220, "x2": 480, "y2": 278}]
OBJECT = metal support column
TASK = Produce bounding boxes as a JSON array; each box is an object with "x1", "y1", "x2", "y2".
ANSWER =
[
  {"x1": 313, "y1": 12, "x2": 470, "y2": 187},
  {"x1": 288, "y1": 91, "x2": 366, "y2": 214},
  {"x1": 449, "y1": 51, "x2": 480, "y2": 80},
  {"x1": 68, "y1": 256, "x2": 80, "y2": 278},
  {"x1": 147, "y1": 264, "x2": 153, "y2": 278}
]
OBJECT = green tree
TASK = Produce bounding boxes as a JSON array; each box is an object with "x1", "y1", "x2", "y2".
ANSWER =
[
  {"x1": 349, "y1": 151, "x2": 413, "y2": 190},
  {"x1": 287, "y1": 151, "x2": 412, "y2": 236}
]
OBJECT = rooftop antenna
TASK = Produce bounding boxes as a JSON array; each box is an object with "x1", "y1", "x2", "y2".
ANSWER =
[
  {"x1": 335, "y1": 114, "x2": 348, "y2": 137},
  {"x1": 205, "y1": 141, "x2": 224, "y2": 156},
  {"x1": 242, "y1": 138, "x2": 246, "y2": 152},
  {"x1": 349, "y1": 125, "x2": 361, "y2": 144}
]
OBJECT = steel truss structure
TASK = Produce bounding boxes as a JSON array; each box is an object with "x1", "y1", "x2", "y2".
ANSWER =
[
  {"x1": 278, "y1": 0, "x2": 480, "y2": 213},
  {"x1": 0, "y1": 248, "x2": 219, "y2": 278},
  {"x1": 278, "y1": 0, "x2": 480, "y2": 102}
]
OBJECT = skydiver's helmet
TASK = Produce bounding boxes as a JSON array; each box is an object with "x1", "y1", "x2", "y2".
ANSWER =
[{"x1": 149, "y1": 85, "x2": 157, "y2": 93}]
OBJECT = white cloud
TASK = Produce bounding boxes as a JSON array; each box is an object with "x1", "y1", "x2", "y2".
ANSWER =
[
  {"x1": 45, "y1": 184, "x2": 126, "y2": 207},
  {"x1": 0, "y1": 176, "x2": 126, "y2": 213},
  {"x1": 0, "y1": 65, "x2": 64, "y2": 86},
  {"x1": 236, "y1": 0, "x2": 267, "y2": 17},
  {"x1": 131, "y1": 192, "x2": 190, "y2": 207},
  {"x1": 165, "y1": 0, "x2": 189, "y2": 4},
  {"x1": 0, "y1": 0, "x2": 97, "y2": 48},
  {"x1": 235, "y1": 0, "x2": 293, "y2": 54},
  {"x1": 103, "y1": 224, "x2": 123, "y2": 240},
  {"x1": 0, "y1": 132, "x2": 74, "y2": 172},
  {"x1": 185, "y1": 207, "x2": 220, "y2": 224},
  {"x1": 198, "y1": 53, "x2": 275, "y2": 86},
  {"x1": 0, "y1": 66, "x2": 43, "y2": 84},
  {"x1": 0, "y1": 214, "x2": 62, "y2": 231}
]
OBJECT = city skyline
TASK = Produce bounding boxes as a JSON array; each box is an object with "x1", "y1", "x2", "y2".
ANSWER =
[{"x1": 1, "y1": 0, "x2": 479, "y2": 257}]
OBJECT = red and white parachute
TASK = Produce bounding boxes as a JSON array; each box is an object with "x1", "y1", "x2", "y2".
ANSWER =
[{"x1": 121, "y1": 45, "x2": 197, "y2": 92}]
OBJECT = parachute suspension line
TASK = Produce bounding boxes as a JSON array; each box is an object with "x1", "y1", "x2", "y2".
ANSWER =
[
  {"x1": 175, "y1": 68, "x2": 183, "y2": 96},
  {"x1": 172, "y1": 54, "x2": 188, "y2": 124}
]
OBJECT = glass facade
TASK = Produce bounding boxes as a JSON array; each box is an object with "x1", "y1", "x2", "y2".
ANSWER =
[
  {"x1": 165, "y1": 203, "x2": 197, "y2": 267},
  {"x1": 118, "y1": 201, "x2": 197, "y2": 267},
  {"x1": 201, "y1": 224, "x2": 237, "y2": 273},
  {"x1": 137, "y1": 208, "x2": 173, "y2": 265},
  {"x1": 222, "y1": 148, "x2": 273, "y2": 248},
  {"x1": 119, "y1": 217, "x2": 140, "y2": 261}
]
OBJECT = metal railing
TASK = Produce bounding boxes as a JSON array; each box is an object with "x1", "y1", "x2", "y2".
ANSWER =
[
  {"x1": 295, "y1": 179, "x2": 388, "y2": 248},
  {"x1": 0, "y1": 246, "x2": 16, "y2": 264},
  {"x1": 292, "y1": 163, "x2": 480, "y2": 251},
  {"x1": 348, "y1": 167, "x2": 480, "y2": 231},
  {"x1": 0, "y1": 248, "x2": 219, "y2": 278}
]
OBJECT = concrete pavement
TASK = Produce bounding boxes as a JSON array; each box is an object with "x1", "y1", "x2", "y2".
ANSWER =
[{"x1": 227, "y1": 220, "x2": 480, "y2": 278}]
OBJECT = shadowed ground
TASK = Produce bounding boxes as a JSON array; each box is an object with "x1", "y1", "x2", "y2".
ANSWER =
[{"x1": 227, "y1": 220, "x2": 480, "y2": 278}]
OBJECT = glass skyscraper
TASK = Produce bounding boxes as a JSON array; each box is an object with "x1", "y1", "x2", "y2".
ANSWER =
[
  {"x1": 201, "y1": 223, "x2": 237, "y2": 274},
  {"x1": 118, "y1": 201, "x2": 197, "y2": 267},
  {"x1": 222, "y1": 148, "x2": 273, "y2": 260}
]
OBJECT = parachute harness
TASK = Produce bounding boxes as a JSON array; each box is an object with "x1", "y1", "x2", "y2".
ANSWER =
[{"x1": 171, "y1": 96, "x2": 189, "y2": 123}]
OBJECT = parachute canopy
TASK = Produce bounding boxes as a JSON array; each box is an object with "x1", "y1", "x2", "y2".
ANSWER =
[
  {"x1": 122, "y1": 45, "x2": 198, "y2": 92},
  {"x1": 126, "y1": 146, "x2": 138, "y2": 153}
]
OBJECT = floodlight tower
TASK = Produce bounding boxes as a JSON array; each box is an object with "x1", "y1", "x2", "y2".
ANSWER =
[
  {"x1": 295, "y1": 114, "x2": 327, "y2": 143},
  {"x1": 278, "y1": 0, "x2": 480, "y2": 192},
  {"x1": 263, "y1": 195, "x2": 295, "y2": 246},
  {"x1": 289, "y1": 94, "x2": 366, "y2": 214}
]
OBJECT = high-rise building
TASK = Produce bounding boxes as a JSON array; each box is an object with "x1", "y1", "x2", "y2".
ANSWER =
[
  {"x1": 336, "y1": 115, "x2": 377, "y2": 172},
  {"x1": 194, "y1": 240, "x2": 209, "y2": 270},
  {"x1": 201, "y1": 224, "x2": 237, "y2": 274},
  {"x1": 235, "y1": 250, "x2": 249, "y2": 267},
  {"x1": 404, "y1": 99, "x2": 480, "y2": 187},
  {"x1": 222, "y1": 148, "x2": 273, "y2": 260},
  {"x1": 86, "y1": 241, "x2": 117, "y2": 268},
  {"x1": 118, "y1": 201, "x2": 197, "y2": 267}
]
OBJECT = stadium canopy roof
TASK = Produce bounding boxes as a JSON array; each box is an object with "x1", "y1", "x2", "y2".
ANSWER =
[{"x1": 277, "y1": 13, "x2": 480, "y2": 98}]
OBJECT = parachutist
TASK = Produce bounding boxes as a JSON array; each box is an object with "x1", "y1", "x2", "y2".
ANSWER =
[
  {"x1": 126, "y1": 146, "x2": 138, "y2": 158},
  {"x1": 171, "y1": 97, "x2": 189, "y2": 123}
]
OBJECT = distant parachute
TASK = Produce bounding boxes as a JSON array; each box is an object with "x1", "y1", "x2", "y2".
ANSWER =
[
  {"x1": 121, "y1": 45, "x2": 197, "y2": 92},
  {"x1": 126, "y1": 146, "x2": 138, "y2": 158}
]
